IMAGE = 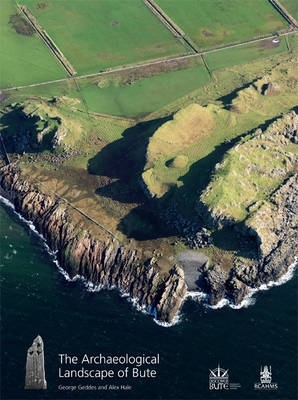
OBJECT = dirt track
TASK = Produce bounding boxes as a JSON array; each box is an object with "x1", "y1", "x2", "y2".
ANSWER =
[{"x1": 3, "y1": 29, "x2": 297, "y2": 93}]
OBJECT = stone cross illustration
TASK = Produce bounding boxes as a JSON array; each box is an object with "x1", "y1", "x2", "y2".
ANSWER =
[{"x1": 25, "y1": 335, "x2": 47, "y2": 389}]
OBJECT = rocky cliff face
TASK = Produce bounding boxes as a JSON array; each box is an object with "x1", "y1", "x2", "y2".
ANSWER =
[
  {"x1": 0, "y1": 165, "x2": 187, "y2": 323},
  {"x1": 198, "y1": 112, "x2": 298, "y2": 306},
  {"x1": 202, "y1": 170, "x2": 297, "y2": 307}
]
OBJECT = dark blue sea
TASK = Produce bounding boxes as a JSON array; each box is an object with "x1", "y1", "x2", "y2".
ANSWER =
[{"x1": 1, "y1": 201, "x2": 297, "y2": 400}]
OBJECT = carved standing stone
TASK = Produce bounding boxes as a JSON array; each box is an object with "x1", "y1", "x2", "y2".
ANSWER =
[{"x1": 25, "y1": 335, "x2": 47, "y2": 390}]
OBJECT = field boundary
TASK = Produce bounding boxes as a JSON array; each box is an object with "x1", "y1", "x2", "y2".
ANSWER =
[
  {"x1": 3, "y1": 30, "x2": 297, "y2": 93},
  {"x1": 143, "y1": 0, "x2": 199, "y2": 53},
  {"x1": 17, "y1": 4, "x2": 76, "y2": 76},
  {"x1": 269, "y1": 0, "x2": 298, "y2": 28},
  {"x1": 19, "y1": 174, "x2": 122, "y2": 243}
]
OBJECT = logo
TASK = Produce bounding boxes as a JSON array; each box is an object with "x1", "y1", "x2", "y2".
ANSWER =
[
  {"x1": 209, "y1": 364, "x2": 241, "y2": 390},
  {"x1": 254, "y1": 365, "x2": 278, "y2": 390},
  {"x1": 25, "y1": 335, "x2": 47, "y2": 390}
]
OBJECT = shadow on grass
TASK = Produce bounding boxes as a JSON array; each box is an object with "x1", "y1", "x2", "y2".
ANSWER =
[
  {"x1": 0, "y1": 104, "x2": 59, "y2": 153},
  {"x1": 217, "y1": 78, "x2": 259, "y2": 110},
  {"x1": 88, "y1": 116, "x2": 174, "y2": 240},
  {"x1": 88, "y1": 109, "x2": 280, "y2": 256},
  {"x1": 116, "y1": 129, "x2": 239, "y2": 241}
]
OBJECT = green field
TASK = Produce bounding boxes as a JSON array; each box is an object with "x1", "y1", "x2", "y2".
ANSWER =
[
  {"x1": 288, "y1": 32, "x2": 298, "y2": 51},
  {"x1": 156, "y1": 0, "x2": 288, "y2": 49},
  {"x1": 74, "y1": 64, "x2": 210, "y2": 118},
  {"x1": 4, "y1": 62, "x2": 210, "y2": 118},
  {"x1": 279, "y1": 0, "x2": 298, "y2": 21},
  {"x1": 205, "y1": 37, "x2": 288, "y2": 71},
  {"x1": 18, "y1": 0, "x2": 188, "y2": 75},
  {"x1": 0, "y1": 0, "x2": 66, "y2": 88}
]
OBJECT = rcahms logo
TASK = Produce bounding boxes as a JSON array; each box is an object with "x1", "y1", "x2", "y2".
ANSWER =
[{"x1": 254, "y1": 365, "x2": 278, "y2": 390}]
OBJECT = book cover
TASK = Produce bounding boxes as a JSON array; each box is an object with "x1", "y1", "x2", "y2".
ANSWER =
[{"x1": 1, "y1": 1, "x2": 297, "y2": 399}]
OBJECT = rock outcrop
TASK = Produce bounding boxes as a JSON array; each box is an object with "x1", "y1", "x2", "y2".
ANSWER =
[
  {"x1": 199, "y1": 110, "x2": 298, "y2": 306},
  {"x1": 0, "y1": 166, "x2": 187, "y2": 323}
]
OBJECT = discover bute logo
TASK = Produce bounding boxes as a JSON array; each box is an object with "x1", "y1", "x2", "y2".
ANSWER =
[
  {"x1": 254, "y1": 365, "x2": 278, "y2": 390},
  {"x1": 209, "y1": 364, "x2": 240, "y2": 390}
]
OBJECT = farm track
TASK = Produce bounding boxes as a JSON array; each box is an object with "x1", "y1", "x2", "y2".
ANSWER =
[{"x1": 4, "y1": 29, "x2": 297, "y2": 93}]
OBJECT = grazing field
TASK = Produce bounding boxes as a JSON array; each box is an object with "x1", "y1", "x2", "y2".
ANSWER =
[
  {"x1": 156, "y1": 0, "x2": 288, "y2": 49},
  {"x1": 279, "y1": 0, "x2": 298, "y2": 21},
  {"x1": 288, "y1": 32, "x2": 298, "y2": 51},
  {"x1": 205, "y1": 36, "x2": 288, "y2": 71},
  {"x1": 4, "y1": 62, "x2": 210, "y2": 118},
  {"x1": 0, "y1": 0, "x2": 66, "y2": 88},
  {"x1": 74, "y1": 63, "x2": 210, "y2": 118},
  {"x1": 18, "y1": 0, "x2": 189, "y2": 75}
]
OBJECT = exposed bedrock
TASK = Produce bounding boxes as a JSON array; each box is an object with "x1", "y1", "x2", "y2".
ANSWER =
[
  {"x1": 0, "y1": 166, "x2": 187, "y2": 323},
  {"x1": 0, "y1": 164, "x2": 296, "y2": 316},
  {"x1": 203, "y1": 174, "x2": 298, "y2": 306}
]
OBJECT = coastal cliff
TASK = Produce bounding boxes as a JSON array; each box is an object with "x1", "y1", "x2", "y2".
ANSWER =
[
  {"x1": 1, "y1": 159, "x2": 297, "y2": 318},
  {"x1": 203, "y1": 173, "x2": 298, "y2": 306},
  {"x1": 0, "y1": 109, "x2": 297, "y2": 320},
  {"x1": 0, "y1": 165, "x2": 187, "y2": 323},
  {"x1": 199, "y1": 111, "x2": 298, "y2": 305}
]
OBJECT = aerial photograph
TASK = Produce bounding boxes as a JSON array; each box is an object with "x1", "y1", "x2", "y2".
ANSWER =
[{"x1": 0, "y1": 0, "x2": 297, "y2": 399}]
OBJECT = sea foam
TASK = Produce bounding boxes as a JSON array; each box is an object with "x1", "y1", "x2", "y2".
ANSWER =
[
  {"x1": 2, "y1": 195, "x2": 296, "y2": 326},
  {"x1": 186, "y1": 257, "x2": 297, "y2": 310}
]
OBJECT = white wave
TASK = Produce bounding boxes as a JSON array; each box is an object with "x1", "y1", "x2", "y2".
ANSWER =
[
  {"x1": 185, "y1": 290, "x2": 208, "y2": 301},
  {"x1": 229, "y1": 291, "x2": 257, "y2": 309},
  {"x1": 260, "y1": 257, "x2": 298, "y2": 289},
  {"x1": 154, "y1": 313, "x2": 182, "y2": 327},
  {"x1": 0, "y1": 195, "x2": 15, "y2": 210},
  {"x1": 186, "y1": 257, "x2": 297, "y2": 311},
  {"x1": 1, "y1": 194, "x2": 62, "y2": 268}
]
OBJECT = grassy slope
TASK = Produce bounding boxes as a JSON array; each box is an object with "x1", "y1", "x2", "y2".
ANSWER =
[
  {"x1": 156, "y1": 0, "x2": 287, "y2": 49},
  {"x1": 142, "y1": 57, "x2": 298, "y2": 199},
  {"x1": 19, "y1": 0, "x2": 188, "y2": 74},
  {"x1": 3, "y1": 61, "x2": 210, "y2": 119},
  {"x1": 0, "y1": 0, "x2": 66, "y2": 88},
  {"x1": 200, "y1": 112, "x2": 297, "y2": 223},
  {"x1": 74, "y1": 63, "x2": 210, "y2": 118},
  {"x1": 2, "y1": 50, "x2": 297, "y2": 272}
]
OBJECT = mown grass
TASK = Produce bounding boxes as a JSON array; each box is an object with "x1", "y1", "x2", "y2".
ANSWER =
[
  {"x1": 205, "y1": 37, "x2": 288, "y2": 71},
  {"x1": 156, "y1": 0, "x2": 288, "y2": 50},
  {"x1": 19, "y1": 0, "x2": 188, "y2": 75},
  {"x1": 0, "y1": 0, "x2": 66, "y2": 88}
]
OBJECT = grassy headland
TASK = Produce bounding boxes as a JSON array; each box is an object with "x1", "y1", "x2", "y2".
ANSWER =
[{"x1": 1, "y1": 0, "x2": 297, "y2": 275}]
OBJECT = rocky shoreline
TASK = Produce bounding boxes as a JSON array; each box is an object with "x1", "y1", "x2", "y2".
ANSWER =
[
  {"x1": 0, "y1": 165, "x2": 297, "y2": 323},
  {"x1": 0, "y1": 165, "x2": 187, "y2": 323}
]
